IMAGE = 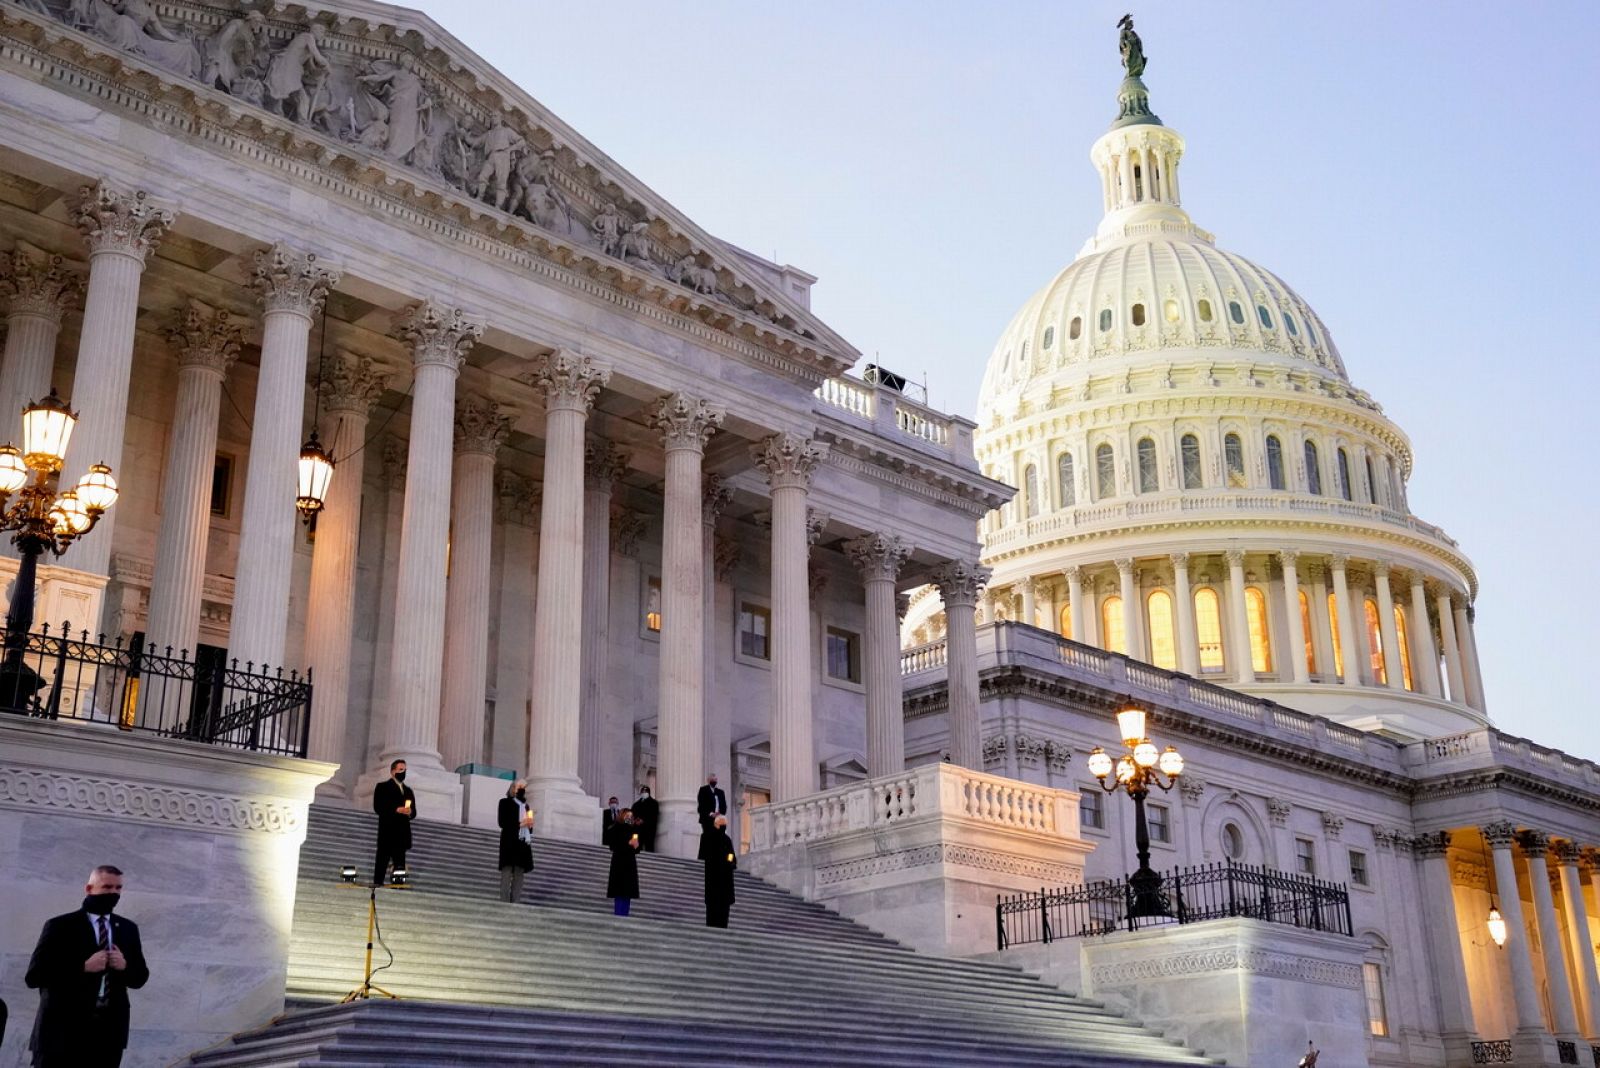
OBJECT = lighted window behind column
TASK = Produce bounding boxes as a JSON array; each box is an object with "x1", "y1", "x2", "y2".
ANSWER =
[
  {"x1": 1101, "y1": 596, "x2": 1126, "y2": 654},
  {"x1": 1195, "y1": 588, "x2": 1224, "y2": 672},
  {"x1": 1298, "y1": 590, "x2": 1317, "y2": 675},
  {"x1": 1147, "y1": 590, "x2": 1176, "y2": 670},
  {"x1": 1393, "y1": 605, "x2": 1414, "y2": 691},
  {"x1": 1363, "y1": 598, "x2": 1387, "y2": 685},
  {"x1": 1327, "y1": 593, "x2": 1344, "y2": 679},
  {"x1": 1058, "y1": 603, "x2": 1072, "y2": 640},
  {"x1": 1245, "y1": 587, "x2": 1273, "y2": 673}
]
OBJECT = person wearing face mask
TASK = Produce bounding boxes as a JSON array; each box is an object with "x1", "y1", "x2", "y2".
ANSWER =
[
  {"x1": 696, "y1": 772, "x2": 727, "y2": 833},
  {"x1": 372, "y1": 758, "x2": 417, "y2": 886},
  {"x1": 497, "y1": 778, "x2": 535, "y2": 902},
  {"x1": 24, "y1": 864, "x2": 150, "y2": 1067},
  {"x1": 632, "y1": 784, "x2": 658, "y2": 852}
]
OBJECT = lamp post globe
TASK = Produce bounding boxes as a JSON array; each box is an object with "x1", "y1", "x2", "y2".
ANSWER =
[{"x1": 1085, "y1": 701, "x2": 1184, "y2": 920}]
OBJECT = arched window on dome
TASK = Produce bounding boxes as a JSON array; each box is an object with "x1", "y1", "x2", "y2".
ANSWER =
[
  {"x1": 1266, "y1": 435, "x2": 1286, "y2": 490},
  {"x1": 1131, "y1": 303, "x2": 1147, "y2": 327},
  {"x1": 1181, "y1": 434, "x2": 1203, "y2": 489},
  {"x1": 1284, "y1": 312, "x2": 1298, "y2": 336},
  {"x1": 1099, "y1": 309, "x2": 1113, "y2": 332},
  {"x1": 1095, "y1": 443, "x2": 1116, "y2": 499},
  {"x1": 1198, "y1": 299, "x2": 1215, "y2": 323},
  {"x1": 1229, "y1": 300, "x2": 1246, "y2": 325},
  {"x1": 1246, "y1": 587, "x2": 1273, "y2": 674},
  {"x1": 1043, "y1": 326, "x2": 1055, "y2": 350},
  {"x1": 1364, "y1": 597, "x2": 1387, "y2": 685},
  {"x1": 1058, "y1": 452, "x2": 1076, "y2": 507},
  {"x1": 1147, "y1": 590, "x2": 1177, "y2": 670},
  {"x1": 1336, "y1": 448, "x2": 1354, "y2": 501},
  {"x1": 1393, "y1": 604, "x2": 1414, "y2": 691},
  {"x1": 1059, "y1": 603, "x2": 1072, "y2": 640},
  {"x1": 1224, "y1": 433, "x2": 1247, "y2": 488},
  {"x1": 1132, "y1": 159, "x2": 1144, "y2": 202},
  {"x1": 1024, "y1": 464, "x2": 1040, "y2": 517},
  {"x1": 1137, "y1": 438, "x2": 1159, "y2": 494},
  {"x1": 1101, "y1": 595, "x2": 1126, "y2": 654},
  {"x1": 1070, "y1": 316, "x2": 1083, "y2": 340},
  {"x1": 1164, "y1": 299, "x2": 1181, "y2": 324},
  {"x1": 1304, "y1": 441, "x2": 1324, "y2": 496},
  {"x1": 1364, "y1": 455, "x2": 1378, "y2": 505},
  {"x1": 1257, "y1": 304, "x2": 1274, "y2": 329},
  {"x1": 1195, "y1": 588, "x2": 1225, "y2": 673},
  {"x1": 1327, "y1": 592, "x2": 1345, "y2": 679},
  {"x1": 1298, "y1": 589, "x2": 1317, "y2": 676}
]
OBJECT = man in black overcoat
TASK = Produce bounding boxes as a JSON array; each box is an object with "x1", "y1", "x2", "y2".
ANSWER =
[
  {"x1": 695, "y1": 773, "x2": 727, "y2": 832},
  {"x1": 497, "y1": 778, "x2": 534, "y2": 902},
  {"x1": 372, "y1": 758, "x2": 417, "y2": 885},
  {"x1": 698, "y1": 814, "x2": 737, "y2": 928},
  {"x1": 24, "y1": 864, "x2": 150, "y2": 1067},
  {"x1": 632, "y1": 786, "x2": 658, "y2": 852}
]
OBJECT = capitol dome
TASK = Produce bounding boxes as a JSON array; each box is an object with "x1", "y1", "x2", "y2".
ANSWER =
[{"x1": 908, "y1": 58, "x2": 1486, "y2": 741}]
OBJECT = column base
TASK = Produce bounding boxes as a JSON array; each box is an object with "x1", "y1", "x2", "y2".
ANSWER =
[
  {"x1": 354, "y1": 757, "x2": 462, "y2": 824},
  {"x1": 313, "y1": 779, "x2": 353, "y2": 804},
  {"x1": 524, "y1": 776, "x2": 601, "y2": 845},
  {"x1": 656, "y1": 799, "x2": 704, "y2": 859},
  {"x1": 1506, "y1": 1028, "x2": 1573, "y2": 1067}
]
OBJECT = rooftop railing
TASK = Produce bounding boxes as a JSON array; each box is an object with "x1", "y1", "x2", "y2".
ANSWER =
[{"x1": 814, "y1": 373, "x2": 976, "y2": 467}]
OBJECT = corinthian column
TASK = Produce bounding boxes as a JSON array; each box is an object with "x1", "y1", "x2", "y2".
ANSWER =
[
  {"x1": 1170, "y1": 554, "x2": 1200, "y2": 676},
  {"x1": 650, "y1": 394, "x2": 724, "y2": 855},
  {"x1": 1064, "y1": 565, "x2": 1087, "y2": 643},
  {"x1": 578, "y1": 439, "x2": 628, "y2": 797},
  {"x1": 702, "y1": 477, "x2": 735, "y2": 786},
  {"x1": 1115, "y1": 558, "x2": 1142, "y2": 657},
  {"x1": 1553, "y1": 840, "x2": 1600, "y2": 1039},
  {"x1": 1279, "y1": 551, "x2": 1309, "y2": 684},
  {"x1": 0, "y1": 245, "x2": 79, "y2": 435},
  {"x1": 753, "y1": 432, "x2": 827, "y2": 801},
  {"x1": 1224, "y1": 549, "x2": 1255, "y2": 683},
  {"x1": 933, "y1": 559, "x2": 991, "y2": 770},
  {"x1": 1408, "y1": 574, "x2": 1441, "y2": 696},
  {"x1": 1330, "y1": 555, "x2": 1361, "y2": 686},
  {"x1": 525, "y1": 351, "x2": 610, "y2": 841},
  {"x1": 143, "y1": 304, "x2": 242, "y2": 664},
  {"x1": 371, "y1": 303, "x2": 482, "y2": 813},
  {"x1": 303, "y1": 352, "x2": 389, "y2": 792},
  {"x1": 1412, "y1": 833, "x2": 1477, "y2": 1037},
  {"x1": 1483, "y1": 822, "x2": 1548, "y2": 1036},
  {"x1": 1519, "y1": 830, "x2": 1582, "y2": 1037},
  {"x1": 62, "y1": 183, "x2": 173, "y2": 575},
  {"x1": 846, "y1": 532, "x2": 912, "y2": 777},
  {"x1": 1437, "y1": 589, "x2": 1466, "y2": 703},
  {"x1": 1372, "y1": 562, "x2": 1403, "y2": 689},
  {"x1": 228, "y1": 246, "x2": 339, "y2": 671},
  {"x1": 437, "y1": 394, "x2": 510, "y2": 772}
]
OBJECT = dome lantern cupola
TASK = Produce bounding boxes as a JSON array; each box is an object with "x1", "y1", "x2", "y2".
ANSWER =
[{"x1": 1092, "y1": 17, "x2": 1193, "y2": 243}]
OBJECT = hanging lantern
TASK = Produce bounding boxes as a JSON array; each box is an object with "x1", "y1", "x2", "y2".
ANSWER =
[
  {"x1": 1486, "y1": 906, "x2": 1507, "y2": 948},
  {"x1": 296, "y1": 430, "x2": 335, "y2": 522},
  {"x1": 1116, "y1": 704, "x2": 1148, "y2": 746},
  {"x1": 21, "y1": 388, "x2": 76, "y2": 472}
]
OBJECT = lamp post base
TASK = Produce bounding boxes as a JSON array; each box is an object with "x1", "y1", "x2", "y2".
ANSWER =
[
  {"x1": 0, "y1": 658, "x2": 44, "y2": 714},
  {"x1": 1128, "y1": 865, "x2": 1170, "y2": 920}
]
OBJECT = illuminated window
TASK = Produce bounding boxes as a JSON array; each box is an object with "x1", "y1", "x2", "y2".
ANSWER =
[
  {"x1": 1363, "y1": 962, "x2": 1389, "y2": 1037},
  {"x1": 1059, "y1": 603, "x2": 1073, "y2": 640},
  {"x1": 1070, "y1": 316, "x2": 1082, "y2": 340},
  {"x1": 1246, "y1": 587, "x2": 1273, "y2": 673},
  {"x1": 1327, "y1": 593, "x2": 1344, "y2": 679},
  {"x1": 1198, "y1": 298, "x2": 1214, "y2": 322},
  {"x1": 1337, "y1": 448, "x2": 1353, "y2": 501},
  {"x1": 1195, "y1": 588, "x2": 1225, "y2": 672},
  {"x1": 1101, "y1": 596, "x2": 1126, "y2": 654},
  {"x1": 1095, "y1": 443, "x2": 1116, "y2": 499},
  {"x1": 1266, "y1": 435, "x2": 1286, "y2": 490},
  {"x1": 1131, "y1": 303, "x2": 1147, "y2": 327},
  {"x1": 739, "y1": 602, "x2": 771, "y2": 661},
  {"x1": 1164, "y1": 298, "x2": 1181, "y2": 324},
  {"x1": 1024, "y1": 464, "x2": 1040, "y2": 517},
  {"x1": 1364, "y1": 597, "x2": 1387, "y2": 685},
  {"x1": 645, "y1": 576, "x2": 663, "y2": 632},
  {"x1": 1393, "y1": 605, "x2": 1414, "y2": 691},
  {"x1": 1180, "y1": 434, "x2": 1203, "y2": 489},
  {"x1": 1147, "y1": 590, "x2": 1176, "y2": 670},
  {"x1": 1058, "y1": 452, "x2": 1076, "y2": 507},
  {"x1": 1298, "y1": 590, "x2": 1317, "y2": 675},
  {"x1": 1304, "y1": 441, "x2": 1323, "y2": 496},
  {"x1": 1224, "y1": 433, "x2": 1247, "y2": 487},
  {"x1": 1137, "y1": 438, "x2": 1159, "y2": 493}
]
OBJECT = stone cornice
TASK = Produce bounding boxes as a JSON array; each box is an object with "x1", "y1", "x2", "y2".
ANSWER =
[{"x1": 816, "y1": 425, "x2": 1012, "y2": 520}]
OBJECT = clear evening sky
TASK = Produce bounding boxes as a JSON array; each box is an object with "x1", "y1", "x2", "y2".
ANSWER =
[{"x1": 432, "y1": 2, "x2": 1600, "y2": 761}]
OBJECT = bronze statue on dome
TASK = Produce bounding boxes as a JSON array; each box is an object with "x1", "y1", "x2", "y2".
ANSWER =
[{"x1": 1117, "y1": 14, "x2": 1147, "y2": 78}]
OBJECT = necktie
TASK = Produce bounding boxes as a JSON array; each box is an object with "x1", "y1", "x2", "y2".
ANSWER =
[{"x1": 96, "y1": 916, "x2": 111, "y2": 1006}]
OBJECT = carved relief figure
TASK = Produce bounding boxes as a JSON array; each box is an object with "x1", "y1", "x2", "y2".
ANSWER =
[
  {"x1": 510, "y1": 150, "x2": 570, "y2": 233},
  {"x1": 617, "y1": 221, "x2": 652, "y2": 266},
  {"x1": 200, "y1": 11, "x2": 269, "y2": 93},
  {"x1": 591, "y1": 202, "x2": 624, "y2": 257},
  {"x1": 69, "y1": 0, "x2": 200, "y2": 77},
  {"x1": 118, "y1": 0, "x2": 179, "y2": 41},
  {"x1": 356, "y1": 54, "x2": 430, "y2": 163},
  {"x1": 265, "y1": 22, "x2": 331, "y2": 124},
  {"x1": 462, "y1": 114, "x2": 525, "y2": 210},
  {"x1": 667, "y1": 254, "x2": 717, "y2": 295}
]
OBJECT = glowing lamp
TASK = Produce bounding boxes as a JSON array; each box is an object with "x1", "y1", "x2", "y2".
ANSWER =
[
  {"x1": 1158, "y1": 746, "x2": 1185, "y2": 777},
  {"x1": 21, "y1": 388, "x2": 76, "y2": 472},
  {"x1": 1087, "y1": 747, "x2": 1114, "y2": 779},
  {"x1": 339, "y1": 865, "x2": 358, "y2": 884},
  {"x1": 1486, "y1": 907, "x2": 1507, "y2": 948},
  {"x1": 76, "y1": 463, "x2": 119, "y2": 512},
  {"x1": 1133, "y1": 741, "x2": 1160, "y2": 768},
  {"x1": 1115, "y1": 756, "x2": 1136, "y2": 784},
  {"x1": 296, "y1": 430, "x2": 335, "y2": 521},
  {"x1": 50, "y1": 491, "x2": 91, "y2": 535},
  {"x1": 0, "y1": 444, "x2": 28, "y2": 494},
  {"x1": 1116, "y1": 705, "x2": 1148, "y2": 746}
]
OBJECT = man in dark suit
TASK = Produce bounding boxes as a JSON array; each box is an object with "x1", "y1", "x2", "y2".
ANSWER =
[
  {"x1": 601, "y1": 796, "x2": 621, "y2": 836},
  {"x1": 372, "y1": 759, "x2": 416, "y2": 886},
  {"x1": 696, "y1": 773, "x2": 727, "y2": 832},
  {"x1": 24, "y1": 864, "x2": 150, "y2": 1067},
  {"x1": 632, "y1": 786, "x2": 659, "y2": 852},
  {"x1": 698, "y1": 814, "x2": 737, "y2": 928}
]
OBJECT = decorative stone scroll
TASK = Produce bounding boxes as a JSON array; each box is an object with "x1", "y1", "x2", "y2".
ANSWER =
[
  {"x1": 454, "y1": 393, "x2": 511, "y2": 456},
  {"x1": 395, "y1": 301, "x2": 483, "y2": 371},
  {"x1": 752, "y1": 432, "x2": 827, "y2": 491},
  {"x1": 1481, "y1": 821, "x2": 1518, "y2": 849},
  {"x1": 525, "y1": 350, "x2": 608, "y2": 415},
  {"x1": 584, "y1": 440, "x2": 630, "y2": 490},
  {"x1": 931, "y1": 559, "x2": 991, "y2": 609},
  {"x1": 72, "y1": 182, "x2": 174, "y2": 263},
  {"x1": 844, "y1": 532, "x2": 911, "y2": 583},
  {"x1": 649, "y1": 393, "x2": 724, "y2": 454},
  {"x1": 319, "y1": 350, "x2": 390, "y2": 416},
  {"x1": 1266, "y1": 797, "x2": 1291, "y2": 826},
  {"x1": 0, "y1": 245, "x2": 81, "y2": 320},
  {"x1": 252, "y1": 244, "x2": 339, "y2": 317},
  {"x1": 168, "y1": 301, "x2": 242, "y2": 376}
]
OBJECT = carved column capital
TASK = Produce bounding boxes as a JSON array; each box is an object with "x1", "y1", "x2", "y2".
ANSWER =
[
  {"x1": 527, "y1": 350, "x2": 609, "y2": 414},
  {"x1": 320, "y1": 350, "x2": 390, "y2": 416},
  {"x1": 649, "y1": 392, "x2": 724, "y2": 453},
  {"x1": 1114, "y1": 557, "x2": 1135, "y2": 577},
  {"x1": 381, "y1": 436, "x2": 408, "y2": 490},
  {"x1": 611, "y1": 509, "x2": 646, "y2": 557},
  {"x1": 932, "y1": 559, "x2": 991, "y2": 609},
  {"x1": 844, "y1": 532, "x2": 912, "y2": 583},
  {"x1": 752, "y1": 432, "x2": 827, "y2": 491},
  {"x1": 713, "y1": 536, "x2": 741, "y2": 580},
  {"x1": 1514, "y1": 828, "x2": 1549, "y2": 857},
  {"x1": 1266, "y1": 797, "x2": 1291, "y2": 826},
  {"x1": 806, "y1": 509, "x2": 830, "y2": 546},
  {"x1": 1320, "y1": 811, "x2": 1345, "y2": 839},
  {"x1": 1413, "y1": 830, "x2": 1451, "y2": 859},
  {"x1": 396, "y1": 301, "x2": 483, "y2": 371},
  {"x1": 73, "y1": 181, "x2": 173, "y2": 262},
  {"x1": 1167, "y1": 553, "x2": 1189, "y2": 573},
  {"x1": 252, "y1": 244, "x2": 339, "y2": 318},
  {"x1": 1224, "y1": 548, "x2": 1246, "y2": 568},
  {"x1": 896, "y1": 592, "x2": 911, "y2": 621},
  {"x1": 167, "y1": 301, "x2": 242, "y2": 377},
  {"x1": 1481, "y1": 821, "x2": 1518, "y2": 849},
  {"x1": 1551, "y1": 840, "x2": 1582, "y2": 867},
  {"x1": 1371, "y1": 559, "x2": 1391, "y2": 579},
  {"x1": 1329, "y1": 553, "x2": 1350, "y2": 571},
  {"x1": 584, "y1": 439, "x2": 630, "y2": 490},
  {"x1": 1063, "y1": 564, "x2": 1084, "y2": 585},
  {"x1": 495, "y1": 470, "x2": 539, "y2": 525},
  {"x1": 0, "y1": 245, "x2": 81, "y2": 321},
  {"x1": 702, "y1": 474, "x2": 734, "y2": 524},
  {"x1": 1279, "y1": 549, "x2": 1300, "y2": 569},
  {"x1": 454, "y1": 394, "x2": 511, "y2": 457}
]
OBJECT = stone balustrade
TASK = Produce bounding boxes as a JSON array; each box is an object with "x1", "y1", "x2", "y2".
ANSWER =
[
  {"x1": 814, "y1": 373, "x2": 976, "y2": 467},
  {"x1": 899, "y1": 638, "x2": 948, "y2": 674}
]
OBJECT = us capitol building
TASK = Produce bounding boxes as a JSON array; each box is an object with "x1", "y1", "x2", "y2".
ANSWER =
[{"x1": 0, "y1": 3, "x2": 1594, "y2": 1067}]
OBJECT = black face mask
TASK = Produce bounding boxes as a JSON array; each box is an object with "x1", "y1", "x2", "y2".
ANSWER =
[
  {"x1": 83, "y1": 893, "x2": 119, "y2": 915},
  {"x1": 394, "y1": 770, "x2": 406, "y2": 782},
  {"x1": 515, "y1": 789, "x2": 526, "y2": 801}
]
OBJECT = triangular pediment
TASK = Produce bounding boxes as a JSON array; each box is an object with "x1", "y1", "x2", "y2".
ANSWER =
[{"x1": 9, "y1": 0, "x2": 856, "y2": 377}]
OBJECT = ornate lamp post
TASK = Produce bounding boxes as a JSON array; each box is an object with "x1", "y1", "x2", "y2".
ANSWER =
[
  {"x1": 0, "y1": 389, "x2": 119, "y2": 711},
  {"x1": 1086, "y1": 703, "x2": 1185, "y2": 919}
]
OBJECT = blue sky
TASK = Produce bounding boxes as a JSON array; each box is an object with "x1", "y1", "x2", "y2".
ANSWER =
[{"x1": 432, "y1": 2, "x2": 1600, "y2": 761}]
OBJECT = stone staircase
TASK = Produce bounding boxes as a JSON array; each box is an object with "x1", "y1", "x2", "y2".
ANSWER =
[{"x1": 184, "y1": 805, "x2": 1222, "y2": 1066}]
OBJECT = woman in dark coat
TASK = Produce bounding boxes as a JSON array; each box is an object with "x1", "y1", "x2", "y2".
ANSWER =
[
  {"x1": 699, "y1": 814, "x2": 737, "y2": 928},
  {"x1": 605, "y1": 808, "x2": 641, "y2": 916},
  {"x1": 497, "y1": 779, "x2": 534, "y2": 902}
]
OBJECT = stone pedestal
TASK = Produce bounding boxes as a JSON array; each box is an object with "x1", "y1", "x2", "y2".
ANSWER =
[{"x1": 1081, "y1": 918, "x2": 1371, "y2": 1068}]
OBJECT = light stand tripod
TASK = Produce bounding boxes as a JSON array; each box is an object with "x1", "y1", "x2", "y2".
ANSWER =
[{"x1": 341, "y1": 882, "x2": 399, "y2": 1003}]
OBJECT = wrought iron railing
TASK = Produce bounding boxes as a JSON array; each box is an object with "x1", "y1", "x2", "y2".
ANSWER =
[
  {"x1": 1470, "y1": 1040, "x2": 1513, "y2": 1064},
  {"x1": 0, "y1": 622, "x2": 311, "y2": 757},
  {"x1": 995, "y1": 859, "x2": 1352, "y2": 951}
]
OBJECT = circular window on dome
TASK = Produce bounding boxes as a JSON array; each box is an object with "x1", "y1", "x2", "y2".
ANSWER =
[
  {"x1": 1131, "y1": 303, "x2": 1146, "y2": 327},
  {"x1": 1098, "y1": 309, "x2": 1113, "y2": 332},
  {"x1": 1197, "y1": 299, "x2": 1214, "y2": 323},
  {"x1": 1043, "y1": 326, "x2": 1055, "y2": 350},
  {"x1": 1257, "y1": 304, "x2": 1274, "y2": 329},
  {"x1": 1222, "y1": 822, "x2": 1245, "y2": 861},
  {"x1": 1164, "y1": 299, "x2": 1181, "y2": 324},
  {"x1": 1070, "y1": 316, "x2": 1083, "y2": 340},
  {"x1": 1228, "y1": 300, "x2": 1245, "y2": 325}
]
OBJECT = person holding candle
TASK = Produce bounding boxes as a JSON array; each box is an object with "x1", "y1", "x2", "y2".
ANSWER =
[
  {"x1": 699, "y1": 813, "x2": 737, "y2": 928},
  {"x1": 496, "y1": 778, "x2": 534, "y2": 902},
  {"x1": 604, "y1": 807, "x2": 641, "y2": 916},
  {"x1": 371, "y1": 759, "x2": 416, "y2": 886}
]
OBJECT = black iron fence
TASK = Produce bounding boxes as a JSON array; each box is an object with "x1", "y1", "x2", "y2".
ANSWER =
[
  {"x1": 0, "y1": 622, "x2": 311, "y2": 757},
  {"x1": 996, "y1": 859, "x2": 1353, "y2": 950}
]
